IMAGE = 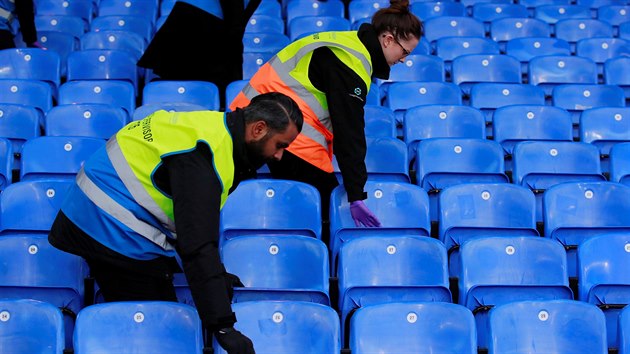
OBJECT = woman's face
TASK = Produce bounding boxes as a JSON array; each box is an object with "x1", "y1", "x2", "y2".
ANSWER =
[{"x1": 380, "y1": 32, "x2": 420, "y2": 66}]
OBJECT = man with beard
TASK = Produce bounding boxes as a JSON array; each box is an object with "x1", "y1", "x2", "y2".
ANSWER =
[{"x1": 48, "y1": 92, "x2": 302, "y2": 354}]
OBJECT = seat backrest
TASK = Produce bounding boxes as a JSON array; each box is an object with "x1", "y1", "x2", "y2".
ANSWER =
[
  {"x1": 435, "y1": 36, "x2": 501, "y2": 62},
  {"x1": 580, "y1": 107, "x2": 630, "y2": 156},
  {"x1": 451, "y1": 54, "x2": 522, "y2": 94},
  {"x1": 490, "y1": 17, "x2": 551, "y2": 43},
  {"x1": 411, "y1": 1, "x2": 467, "y2": 21},
  {"x1": 220, "y1": 179, "x2": 321, "y2": 241},
  {"x1": 66, "y1": 49, "x2": 139, "y2": 94},
  {"x1": 350, "y1": 302, "x2": 477, "y2": 354},
  {"x1": 534, "y1": 4, "x2": 592, "y2": 24},
  {"x1": 576, "y1": 37, "x2": 630, "y2": 65},
  {"x1": 246, "y1": 14, "x2": 285, "y2": 34},
  {"x1": 0, "y1": 138, "x2": 12, "y2": 190},
  {"x1": 213, "y1": 300, "x2": 340, "y2": 354},
  {"x1": 141, "y1": 80, "x2": 220, "y2": 110},
  {"x1": 221, "y1": 235, "x2": 330, "y2": 304},
  {"x1": 90, "y1": 15, "x2": 154, "y2": 43},
  {"x1": 0, "y1": 48, "x2": 61, "y2": 97},
  {"x1": 604, "y1": 56, "x2": 630, "y2": 87},
  {"x1": 423, "y1": 16, "x2": 485, "y2": 43},
  {"x1": 597, "y1": 5, "x2": 630, "y2": 27},
  {"x1": 242, "y1": 51, "x2": 274, "y2": 80},
  {"x1": 97, "y1": 0, "x2": 158, "y2": 25},
  {"x1": 528, "y1": 55, "x2": 598, "y2": 91},
  {"x1": 0, "y1": 78, "x2": 53, "y2": 116},
  {"x1": 242, "y1": 32, "x2": 291, "y2": 54},
  {"x1": 620, "y1": 305, "x2": 630, "y2": 354},
  {"x1": 348, "y1": 0, "x2": 389, "y2": 26},
  {"x1": 35, "y1": 14, "x2": 87, "y2": 38},
  {"x1": 377, "y1": 54, "x2": 445, "y2": 87},
  {"x1": 469, "y1": 82, "x2": 546, "y2": 121},
  {"x1": 0, "y1": 299, "x2": 65, "y2": 354},
  {"x1": 131, "y1": 102, "x2": 208, "y2": 121},
  {"x1": 552, "y1": 84, "x2": 626, "y2": 118},
  {"x1": 333, "y1": 137, "x2": 409, "y2": 182},
  {"x1": 36, "y1": 30, "x2": 80, "y2": 78},
  {"x1": 384, "y1": 81, "x2": 462, "y2": 118},
  {"x1": 35, "y1": 0, "x2": 94, "y2": 24},
  {"x1": 0, "y1": 103, "x2": 41, "y2": 156},
  {"x1": 58, "y1": 80, "x2": 136, "y2": 117},
  {"x1": 472, "y1": 3, "x2": 529, "y2": 24},
  {"x1": 505, "y1": 37, "x2": 571, "y2": 63},
  {"x1": 45, "y1": 103, "x2": 128, "y2": 140},
  {"x1": 74, "y1": 302, "x2": 203, "y2": 354},
  {"x1": 79, "y1": 30, "x2": 147, "y2": 61},
  {"x1": 286, "y1": 0, "x2": 345, "y2": 26},
  {"x1": 287, "y1": 15, "x2": 351, "y2": 41},
  {"x1": 610, "y1": 142, "x2": 630, "y2": 185},
  {"x1": 364, "y1": 105, "x2": 396, "y2": 138},
  {"x1": 488, "y1": 300, "x2": 607, "y2": 354},
  {"x1": 225, "y1": 80, "x2": 248, "y2": 111},
  {"x1": 555, "y1": 19, "x2": 614, "y2": 44}
]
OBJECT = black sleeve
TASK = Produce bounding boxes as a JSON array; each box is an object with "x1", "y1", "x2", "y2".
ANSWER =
[
  {"x1": 165, "y1": 144, "x2": 236, "y2": 332},
  {"x1": 310, "y1": 47, "x2": 369, "y2": 202},
  {"x1": 15, "y1": 0, "x2": 37, "y2": 44}
]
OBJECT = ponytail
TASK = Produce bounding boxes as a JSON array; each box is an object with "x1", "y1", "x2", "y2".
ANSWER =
[{"x1": 372, "y1": 0, "x2": 423, "y2": 41}]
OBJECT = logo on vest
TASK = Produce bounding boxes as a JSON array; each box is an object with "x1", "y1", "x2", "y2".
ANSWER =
[
  {"x1": 354, "y1": 87, "x2": 362, "y2": 95},
  {"x1": 127, "y1": 116, "x2": 154, "y2": 142}
]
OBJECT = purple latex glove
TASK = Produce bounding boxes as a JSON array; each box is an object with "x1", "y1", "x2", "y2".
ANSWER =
[
  {"x1": 350, "y1": 200, "x2": 382, "y2": 227},
  {"x1": 26, "y1": 41, "x2": 45, "y2": 49}
]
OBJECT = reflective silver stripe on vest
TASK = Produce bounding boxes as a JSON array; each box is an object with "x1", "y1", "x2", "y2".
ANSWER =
[
  {"x1": 0, "y1": 7, "x2": 13, "y2": 22},
  {"x1": 76, "y1": 171, "x2": 176, "y2": 251},
  {"x1": 106, "y1": 137, "x2": 177, "y2": 232}
]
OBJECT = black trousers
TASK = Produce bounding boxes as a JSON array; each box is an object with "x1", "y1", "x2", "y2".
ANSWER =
[{"x1": 0, "y1": 30, "x2": 16, "y2": 50}]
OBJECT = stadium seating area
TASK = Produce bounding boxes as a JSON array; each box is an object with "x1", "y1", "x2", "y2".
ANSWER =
[{"x1": 2, "y1": 0, "x2": 630, "y2": 352}]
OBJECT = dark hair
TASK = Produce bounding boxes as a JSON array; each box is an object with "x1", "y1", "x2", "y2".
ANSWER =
[
  {"x1": 372, "y1": 0, "x2": 423, "y2": 41},
  {"x1": 242, "y1": 92, "x2": 304, "y2": 133}
]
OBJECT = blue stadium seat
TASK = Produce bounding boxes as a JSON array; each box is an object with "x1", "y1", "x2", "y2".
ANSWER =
[
  {"x1": 411, "y1": 1, "x2": 467, "y2": 21},
  {"x1": 505, "y1": 37, "x2": 571, "y2": 74},
  {"x1": 423, "y1": 16, "x2": 486, "y2": 43},
  {"x1": 534, "y1": 5, "x2": 592, "y2": 25},
  {"x1": 490, "y1": 18, "x2": 551, "y2": 52},
  {"x1": 451, "y1": 54, "x2": 522, "y2": 95},
  {"x1": 469, "y1": 83, "x2": 546, "y2": 129},
  {"x1": 36, "y1": 31, "x2": 79, "y2": 79},
  {"x1": 580, "y1": 107, "x2": 630, "y2": 173},
  {"x1": 544, "y1": 181, "x2": 630, "y2": 277},
  {"x1": 0, "y1": 234, "x2": 89, "y2": 348},
  {"x1": 97, "y1": 0, "x2": 158, "y2": 25},
  {"x1": 364, "y1": 105, "x2": 396, "y2": 138},
  {"x1": 286, "y1": 0, "x2": 345, "y2": 27},
  {"x1": 74, "y1": 302, "x2": 203, "y2": 354},
  {"x1": 141, "y1": 80, "x2": 220, "y2": 110},
  {"x1": 610, "y1": 142, "x2": 630, "y2": 186},
  {"x1": 552, "y1": 84, "x2": 626, "y2": 130},
  {"x1": 555, "y1": 19, "x2": 615, "y2": 52},
  {"x1": 90, "y1": 15, "x2": 154, "y2": 44},
  {"x1": 513, "y1": 141, "x2": 605, "y2": 222},
  {"x1": 253, "y1": 0, "x2": 283, "y2": 17},
  {"x1": 35, "y1": 14, "x2": 87, "y2": 38},
  {"x1": 79, "y1": 30, "x2": 147, "y2": 62},
  {"x1": 329, "y1": 181, "x2": 431, "y2": 275},
  {"x1": 578, "y1": 234, "x2": 630, "y2": 348},
  {"x1": 220, "y1": 179, "x2": 321, "y2": 242},
  {"x1": 621, "y1": 21, "x2": 630, "y2": 40},
  {"x1": 45, "y1": 103, "x2": 128, "y2": 140},
  {"x1": 576, "y1": 37, "x2": 630, "y2": 75},
  {"x1": 528, "y1": 55, "x2": 598, "y2": 96},
  {"x1": 213, "y1": 300, "x2": 340, "y2": 354},
  {"x1": 66, "y1": 49, "x2": 140, "y2": 95},
  {"x1": 242, "y1": 51, "x2": 273, "y2": 80},
  {"x1": 0, "y1": 103, "x2": 41, "y2": 169},
  {"x1": 620, "y1": 305, "x2": 630, "y2": 354},
  {"x1": 35, "y1": 0, "x2": 94, "y2": 25},
  {"x1": 604, "y1": 56, "x2": 630, "y2": 99},
  {"x1": 459, "y1": 236, "x2": 573, "y2": 348},
  {"x1": 521, "y1": 0, "x2": 571, "y2": 9},
  {"x1": 333, "y1": 137, "x2": 409, "y2": 183},
  {"x1": 58, "y1": 80, "x2": 136, "y2": 117},
  {"x1": 131, "y1": 102, "x2": 207, "y2": 121},
  {"x1": 598, "y1": 5, "x2": 630, "y2": 33},
  {"x1": 376, "y1": 54, "x2": 445, "y2": 101},
  {"x1": 224, "y1": 79, "x2": 248, "y2": 111},
  {"x1": 348, "y1": 0, "x2": 389, "y2": 27},
  {"x1": 338, "y1": 235, "x2": 451, "y2": 346},
  {"x1": 242, "y1": 33, "x2": 290, "y2": 54},
  {"x1": 222, "y1": 235, "x2": 330, "y2": 305},
  {"x1": 0, "y1": 79, "x2": 52, "y2": 123},
  {"x1": 439, "y1": 183, "x2": 538, "y2": 276},
  {"x1": 459, "y1": 0, "x2": 512, "y2": 8},
  {"x1": 0, "y1": 48, "x2": 61, "y2": 100},
  {"x1": 487, "y1": 300, "x2": 607, "y2": 354},
  {"x1": 403, "y1": 104, "x2": 485, "y2": 168},
  {"x1": 288, "y1": 15, "x2": 350, "y2": 41},
  {"x1": 245, "y1": 14, "x2": 285, "y2": 34},
  {"x1": 350, "y1": 302, "x2": 477, "y2": 354},
  {"x1": 0, "y1": 138, "x2": 12, "y2": 190},
  {"x1": 435, "y1": 36, "x2": 500, "y2": 75},
  {"x1": 472, "y1": 3, "x2": 529, "y2": 31},
  {"x1": 0, "y1": 299, "x2": 65, "y2": 354}
]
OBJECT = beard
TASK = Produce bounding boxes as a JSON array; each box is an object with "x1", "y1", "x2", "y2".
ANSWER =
[{"x1": 245, "y1": 133, "x2": 273, "y2": 170}]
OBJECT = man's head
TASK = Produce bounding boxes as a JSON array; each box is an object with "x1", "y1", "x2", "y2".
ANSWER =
[{"x1": 242, "y1": 92, "x2": 303, "y2": 168}]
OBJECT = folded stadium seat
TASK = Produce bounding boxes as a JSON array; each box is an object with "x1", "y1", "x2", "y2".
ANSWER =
[
  {"x1": 329, "y1": 181, "x2": 431, "y2": 275},
  {"x1": 285, "y1": 0, "x2": 344, "y2": 30},
  {"x1": 534, "y1": 4, "x2": 592, "y2": 26},
  {"x1": 364, "y1": 105, "x2": 396, "y2": 138},
  {"x1": 610, "y1": 142, "x2": 630, "y2": 186},
  {"x1": 513, "y1": 141, "x2": 605, "y2": 225},
  {"x1": 35, "y1": 14, "x2": 87, "y2": 39},
  {"x1": 19, "y1": 136, "x2": 105, "y2": 182},
  {"x1": 34, "y1": 0, "x2": 94, "y2": 26},
  {"x1": 246, "y1": 14, "x2": 285, "y2": 34},
  {"x1": 0, "y1": 138, "x2": 12, "y2": 190},
  {"x1": 97, "y1": 0, "x2": 159, "y2": 26},
  {"x1": 604, "y1": 56, "x2": 630, "y2": 100},
  {"x1": 423, "y1": 16, "x2": 486, "y2": 44},
  {"x1": 555, "y1": 19, "x2": 614, "y2": 53},
  {"x1": 487, "y1": 300, "x2": 607, "y2": 354},
  {"x1": 349, "y1": 302, "x2": 477, "y2": 354},
  {"x1": 58, "y1": 80, "x2": 136, "y2": 118},
  {"x1": 242, "y1": 32, "x2": 290, "y2": 54},
  {"x1": 451, "y1": 54, "x2": 522, "y2": 97},
  {"x1": 0, "y1": 103, "x2": 41, "y2": 170},
  {"x1": 0, "y1": 299, "x2": 65, "y2": 354},
  {"x1": 141, "y1": 80, "x2": 220, "y2": 110},
  {"x1": 552, "y1": 84, "x2": 625, "y2": 136},
  {"x1": 620, "y1": 306, "x2": 630, "y2": 354},
  {"x1": 439, "y1": 183, "x2": 538, "y2": 277},
  {"x1": 219, "y1": 179, "x2": 321, "y2": 243},
  {"x1": 489, "y1": 17, "x2": 551, "y2": 53},
  {"x1": 403, "y1": 104, "x2": 485, "y2": 170},
  {"x1": 384, "y1": 81, "x2": 463, "y2": 135},
  {"x1": 505, "y1": 37, "x2": 571, "y2": 77},
  {"x1": 375, "y1": 54, "x2": 445, "y2": 104},
  {"x1": 598, "y1": 5, "x2": 630, "y2": 36},
  {"x1": 337, "y1": 235, "x2": 451, "y2": 347},
  {"x1": 348, "y1": 0, "x2": 389, "y2": 28},
  {"x1": 0, "y1": 48, "x2": 61, "y2": 101},
  {"x1": 80, "y1": 30, "x2": 146, "y2": 61},
  {"x1": 469, "y1": 82, "x2": 546, "y2": 135},
  {"x1": 288, "y1": 15, "x2": 351, "y2": 41},
  {"x1": 221, "y1": 235, "x2": 330, "y2": 305},
  {"x1": 90, "y1": 15, "x2": 154, "y2": 44},
  {"x1": 493, "y1": 105, "x2": 573, "y2": 173},
  {"x1": 458, "y1": 236, "x2": 574, "y2": 349},
  {"x1": 0, "y1": 79, "x2": 53, "y2": 125},
  {"x1": 621, "y1": 21, "x2": 630, "y2": 40},
  {"x1": 0, "y1": 234, "x2": 89, "y2": 349},
  {"x1": 544, "y1": 181, "x2": 630, "y2": 279},
  {"x1": 66, "y1": 49, "x2": 140, "y2": 97},
  {"x1": 410, "y1": 1, "x2": 467, "y2": 21},
  {"x1": 578, "y1": 234, "x2": 630, "y2": 349},
  {"x1": 332, "y1": 137, "x2": 410, "y2": 184},
  {"x1": 577, "y1": 0, "x2": 626, "y2": 17},
  {"x1": 36, "y1": 31, "x2": 79, "y2": 80},
  {"x1": 224, "y1": 80, "x2": 248, "y2": 111},
  {"x1": 576, "y1": 37, "x2": 630, "y2": 77},
  {"x1": 213, "y1": 300, "x2": 340, "y2": 354},
  {"x1": 242, "y1": 51, "x2": 274, "y2": 80},
  {"x1": 528, "y1": 55, "x2": 598, "y2": 98},
  {"x1": 520, "y1": 0, "x2": 571, "y2": 16},
  {"x1": 435, "y1": 36, "x2": 500, "y2": 77},
  {"x1": 414, "y1": 138, "x2": 509, "y2": 222},
  {"x1": 45, "y1": 103, "x2": 128, "y2": 140},
  {"x1": 580, "y1": 107, "x2": 630, "y2": 174},
  {"x1": 472, "y1": 3, "x2": 529, "y2": 32},
  {"x1": 74, "y1": 302, "x2": 203, "y2": 354},
  {"x1": 253, "y1": 0, "x2": 283, "y2": 17}
]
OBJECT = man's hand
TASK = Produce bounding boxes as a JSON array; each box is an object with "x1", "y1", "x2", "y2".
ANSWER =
[
  {"x1": 350, "y1": 200, "x2": 382, "y2": 227},
  {"x1": 215, "y1": 327, "x2": 255, "y2": 354}
]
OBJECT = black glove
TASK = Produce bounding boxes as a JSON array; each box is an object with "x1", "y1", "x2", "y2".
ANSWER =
[
  {"x1": 215, "y1": 327, "x2": 255, "y2": 354},
  {"x1": 224, "y1": 271, "x2": 244, "y2": 301}
]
